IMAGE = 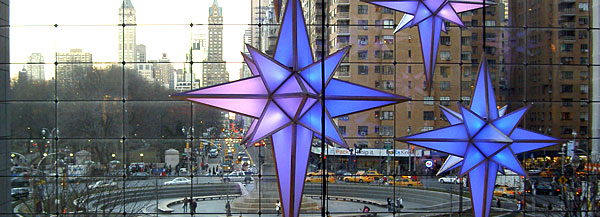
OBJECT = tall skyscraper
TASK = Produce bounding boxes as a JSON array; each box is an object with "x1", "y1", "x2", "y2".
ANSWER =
[
  {"x1": 56, "y1": 49, "x2": 93, "y2": 85},
  {"x1": 240, "y1": 28, "x2": 252, "y2": 79},
  {"x1": 191, "y1": 31, "x2": 208, "y2": 86},
  {"x1": 26, "y1": 53, "x2": 45, "y2": 81},
  {"x1": 118, "y1": 0, "x2": 136, "y2": 65},
  {"x1": 153, "y1": 53, "x2": 174, "y2": 89},
  {"x1": 135, "y1": 44, "x2": 146, "y2": 62},
  {"x1": 251, "y1": 0, "x2": 278, "y2": 55},
  {"x1": 202, "y1": 0, "x2": 228, "y2": 87}
]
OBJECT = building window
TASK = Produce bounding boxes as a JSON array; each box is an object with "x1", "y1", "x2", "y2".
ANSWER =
[
  {"x1": 440, "y1": 51, "x2": 451, "y2": 61},
  {"x1": 337, "y1": 65, "x2": 349, "y2": 77},
  {"x1": 485, "y1": 20, "x2": 496, "y2": 26},
  {"x1": 440, "y1": 96, "x2": 450, "y2": 106},
  {"x1": 581, "y1": 71, "x2": 589, "y2": 80},
  {"x1": 358, "y1": 20, "x2": 368, "y2": 30},
  {"x1": 375, "y1": 51, "x2": 381, "y2": 59},
  {"x1": 461, "y1": 96, "x2": 471, "y2": 106},
  {"x1": 407, "y1": 111, "x2": 411, "y2": 119},
  {"x1": 408, "y1": 66, "x2": 412, "y2": 74},
  {"x1": 560, "y1": 71, "x2": 573, "y2": 80},
  {"x1": 422, "y1": 126, "x2": 434, "y2": 132},
  {"x1": 382, "y1": 7, "x2": 394, "y2": 14},
  {"x1": 580, "y1": 84, "x2": 588, "y2": 94},
  {"x1": 381, "y1": 111, "x2": 394, "y2": 120},
  {"x1": 561, "y1": 43, "x2": 573, "y2": 52},
  {"x1": 579, "y1": 16, "x2": 589, "y2": 25},
  {"x1": 424, "y1": 96, "x2": 434, "y2": 105},
  {"x1": 380, "y1": 126, "x2": 394, "y2": 136},
  {"x1": 580, "y1": 112, "x2": 588, "y2": 121},
  {"x1": 383, "y1": 19, "x2": 394, "y2": 29},
  {"x1": 358, "y1": 5, "x2": 368, "y2": 14},
  {"x1": 561, "y1": 85, "x2": 573, "y2": 93},
  {"x1": 358, "y1": 65, "x2": 368, "y2": 75},
  {"x1": 423, "y1": 111, "x2": 435, "y2": 121},
  {"x1": 382, "y1": 66, "x2": 393, "y2": 75},
  {"x1": 562, "y1": 98, "x2": 573, "y2": 107},
  {"x1": 383, "y1": 35, "x2": 394, "y2": 44},
  {"x1": 358, "y1": 126, "x2": 368, "y2": 136},
  {"x1": 581, "y1": 44, "x2": 589, "y2": 53},
  {"x1": 358, "y1": 50, "x2": 368, "y2": 60},
  {"x1": 561, "y1": 112, "x2": 572, "y2": 120},
  {"x1": 579, "y1": 2, "x2": 589, "y2": 11},
  {"x1": 339, "y1": 126, "x2": 346, "y2": 136},
  {"x1": 440, "y1": 81, "x2": 450, "y2": 91},
  {"x1": 440, "y1": 36, "x2": 451, "y2": 45},
  {"x1": 461, "y1": 51, "x2": 471, "y2": 61},
  {"x1": 358, "y1": 35, "x2": 368, "y2": 45},
  {"x1": 383, "y1": 50, "x2": 394, "y2": 60},
  {"x1": 338, "y1": 116, "x2": 349, "y2": 121},
  {"x1": 461, "y1": 36, "x2": 471, "y2": 46},
  {"x1": 440, "y1": 67, "x2": 449, "y2": 78},
  {"x1": 581, "y1": 57, "x2": 589, "y2": 64}
]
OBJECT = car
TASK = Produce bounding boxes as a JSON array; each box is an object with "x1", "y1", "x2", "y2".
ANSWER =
[
  {"x1": 305, "y1": 171, "x2": 336, "y2": 183},
  {"x1": 342, "y1": 171, "x2": 375, "y2": 183},
  {"x1": 223, "y1": 171, "x2": 253, "y2": 183},
  {"x1": 129, "y1": 171, "x2": 150, "y2": 180},
  {"x1": 493, "y1": 186, "x2": 517, "y2": 198},
  {"x1": 209, "y1": 149, "x2": 219, "y2": 158},
  {"x1": 388, "y1": 178, "x2": 423, "y2": 187},
  {"x1": 237, "y1": 152, "x2": 247, "y2": 161},
  {"x1": 88, "y1": 180, "x2": 117, "y2": 190},
  {"x1": 11, "y1": 187, "x2": 29, "y2": 201},
  {"x1": 364, "y1": 170, "x2": 384, "y2": 181},
  {"x1": 164, "y1": 177, "x2": 191, "y2": 185},
  {"x1": 11, "y1": 177, "x2": 29, "y2": 188},
  {"x1": 438, "y1": 175, "x2": 459, "y2": 184}
]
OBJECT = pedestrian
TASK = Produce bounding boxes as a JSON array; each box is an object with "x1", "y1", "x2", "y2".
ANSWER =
[
  {"x1": 191, "y1": 199, "x2": 197, "y2": 215},
  {"x1": 182, "y1": 197, "x2": 188, "y2": 213},
  {"x1": 496, "y1": 198, "x2": 501, "y2": 208},
  {"x1": 516, "y1": 199, "x2": 521, "y2": 211},
  {"x1": 226, "y1": 200, "x2": 231, "y2": 216},
  {"x1": 275, "y1": 200, "x2": 281, "y2": 216},
  {"x1": 387, "y1": 197, "x2": 392, "y2": 211}
]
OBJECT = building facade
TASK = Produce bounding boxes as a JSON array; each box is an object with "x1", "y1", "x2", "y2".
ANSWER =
[
  {"x1": 118, "y1": 0, "x2": 136, "y2": 65},
  {"x1": 26, "y1": 53, "x2": 45, "y2": 81},
  {"x1": 56, "y1": 49, "x2": 93, "y2": 85},
  {"x1": 202, "y1": 0, "x2": 229, "y2": 87}
]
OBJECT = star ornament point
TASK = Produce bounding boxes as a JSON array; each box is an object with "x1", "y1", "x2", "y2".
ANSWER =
[
  {"x1": 363, "y1": 0, "x2": 495, "y2": 89},
  {"x1": 172, "y1": 0, "x2": 408, "y2": 216},
  {"x1": 398, "y1": 57, "x2": 558, "y2": 217}
]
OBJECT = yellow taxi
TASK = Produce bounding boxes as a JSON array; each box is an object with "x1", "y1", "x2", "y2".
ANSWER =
[
  {"x1": 364, "y1": 170, "x2": 384, "y2": 181},
  {"x1": 388, "y1": 178, "x2": 423, "y2": 187},
  {"x1": 493, "y1": 186, "x2": 516, "y2": 198},
  {"x1": 305, "y1": 170, "x2": 336, "y2": 183},
  {"x1": 342, "y1": 171, "x2": 375, "y2": 183}
]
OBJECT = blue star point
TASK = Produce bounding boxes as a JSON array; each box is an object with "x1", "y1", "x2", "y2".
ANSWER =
[{"x1": 398, "y1": 56, "x2": 558, "y2": 217}]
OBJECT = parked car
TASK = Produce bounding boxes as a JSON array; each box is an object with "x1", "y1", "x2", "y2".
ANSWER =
[
  {"x1": 11, "y1": 177, "x2": 29, "y2": 188},
  {"x1": 493, "y1": 186, "x2": 516, "y2": 198},
  {"x1": 164, "y1": 177, "x2": 191, "y2": 185},
  {"x1": 11, "y1": 187, "x2": 29, "y2": 201},
  {"x1": 388, "y1": 178, "x2": 423, "y2": 187},
  {"x1": 342, "y1": 171, "x2": 375, "y2": 183},
  {"x1": 223, "y1": 171, "x2": 253, "y2": 183},
  {"x1": 306, "y1": 171, "x2": 336, "y2": 183},
  {"x1": 438, "y1": 175, "x2": 459, "y2": 184},
  {"x1": 88, "y1": 180, "x2": 118, "y2": 190}
]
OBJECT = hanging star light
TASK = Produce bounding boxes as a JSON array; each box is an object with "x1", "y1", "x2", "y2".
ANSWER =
[
  {"x1": 362, "y1": 0, "x2": 493, "y2": 90},
  {"x1": 398, "y1": 56, "x2": 559, "y2": 217},
  {"x1": 171, "y1": 0, "x2": 409, "y2": 216}
]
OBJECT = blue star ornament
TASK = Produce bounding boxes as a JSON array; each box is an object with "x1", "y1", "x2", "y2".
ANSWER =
[
  {"x1": 362, "y1": 0, "x2": 493, "y2": 89},
  {"x1": 172, "y1": 0, "x2": 409, "y2": 216},
  {"x1": 398, "y1": 57, "x2": 558, "y2": 217}
]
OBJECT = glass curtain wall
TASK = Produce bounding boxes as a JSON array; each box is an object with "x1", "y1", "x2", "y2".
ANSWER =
[{"x1": 4, "y1": 0, "x2": 599, "y2": 216}]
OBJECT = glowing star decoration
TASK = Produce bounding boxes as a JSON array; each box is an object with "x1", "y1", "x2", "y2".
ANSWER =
[
  {"x1": 171, "y1": 0, "x2": 409, "y2": 216},
  {"x1": 362, "y1": 0, "x2": 493, "y2": 90},
  {"x1": 398, "y1": 56, "x2": 559, "y2": 217}
]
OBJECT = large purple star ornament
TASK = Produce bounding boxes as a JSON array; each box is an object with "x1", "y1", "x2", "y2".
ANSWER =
[
  {"x1": 362, "y1": 0, "x2": 494, "y2": 90},
  {"x1": 397, "y1": 56, "x2": 559, "y2": 217},
  {"x1": 171, "y1": 0, "x2": 409, "y2": 216}
]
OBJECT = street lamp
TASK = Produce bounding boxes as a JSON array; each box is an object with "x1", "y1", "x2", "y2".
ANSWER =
[
  {"x1": 112, "y1": 153, "x2": 116, "y2": 159},
  {"x1": 182, "y1": 127, "x2": 195, "y2": 170},
  {"x1": 140, "y1": 153, "x2": 144, "y2": 162}
]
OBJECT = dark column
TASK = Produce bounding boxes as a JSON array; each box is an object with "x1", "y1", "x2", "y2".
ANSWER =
[{"x1": 0, "y1": 0, "x2": 11, "y2": 215}]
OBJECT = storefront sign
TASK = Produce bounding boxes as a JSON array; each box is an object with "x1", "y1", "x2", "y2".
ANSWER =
[{"x1": 311, "y1": 147, "x2": 422, "y2": 157}]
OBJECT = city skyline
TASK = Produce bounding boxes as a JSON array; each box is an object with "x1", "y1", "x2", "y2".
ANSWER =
[{"x1": 9, "y1": 0, "x2": 251, "y2": 81}]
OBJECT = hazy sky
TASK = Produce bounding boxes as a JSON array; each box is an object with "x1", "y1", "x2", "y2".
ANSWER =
[{"x1": 9, "y1": 0, "x2": 252, "y2": 81}]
